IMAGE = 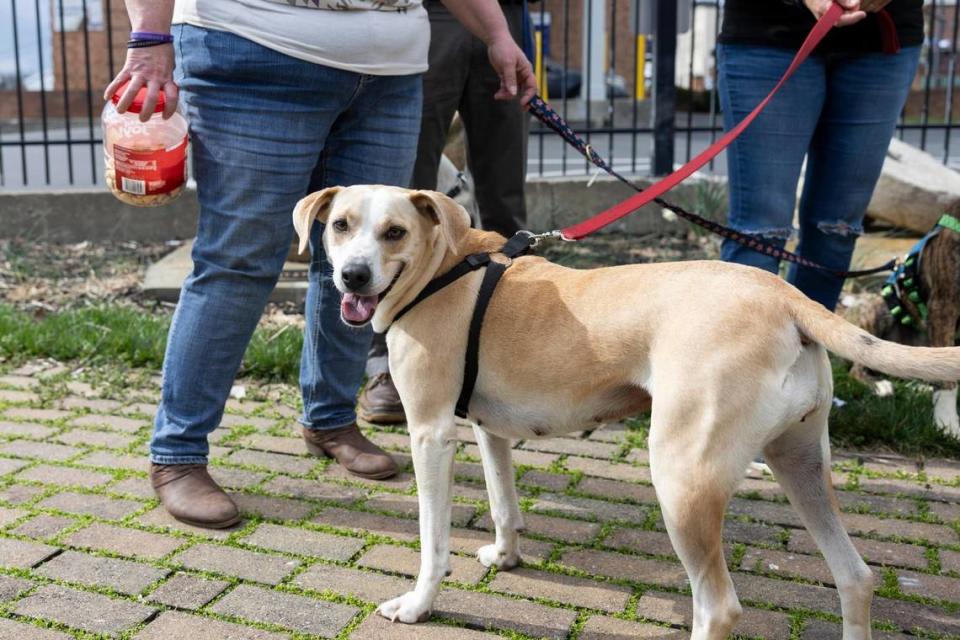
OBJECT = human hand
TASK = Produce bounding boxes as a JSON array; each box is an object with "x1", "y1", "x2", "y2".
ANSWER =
[
  {"x1": 803, "y1": 0, "x2": 866, "y2": 27},
  {"x1": 487, "y1": 34, "x2": 537, "y2": 106},
  {"x1": 103, "y1": 44, "x2": 178, "y2": 122}
]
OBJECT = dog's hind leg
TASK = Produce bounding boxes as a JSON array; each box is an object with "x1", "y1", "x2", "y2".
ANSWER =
[
  {"x1": 377, "y1": 418, "x2": 457, "y2": 624},
  {"x1": 764, "y1": 410, "x2": 873, "y2": 640},
  {"x1": 648, "y1": 410, "x2": 747, "y2": 640},
  {"x1": 473, "y1": 426, "x2": 523, "y2": 569}
]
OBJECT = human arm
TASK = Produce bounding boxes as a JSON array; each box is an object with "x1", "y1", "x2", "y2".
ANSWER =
[
  {"x1": 440, "y1": 0, "x2": 536, "y2": 105},
  {"x1": 103, "y1": 0, "x2": 178, "y2": 121}
]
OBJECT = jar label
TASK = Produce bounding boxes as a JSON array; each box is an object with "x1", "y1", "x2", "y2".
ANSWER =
[{"x1": 113, "y1": 137, "x2": 187, "y2": 196}]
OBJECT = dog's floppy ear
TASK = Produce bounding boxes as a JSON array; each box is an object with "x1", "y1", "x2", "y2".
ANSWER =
[
  {"x1": 408, "y1": 190, "x2": 471, "y2": 255},
  {"x1": 292, "y1": 186, "x2": 342, "y2": 255}
]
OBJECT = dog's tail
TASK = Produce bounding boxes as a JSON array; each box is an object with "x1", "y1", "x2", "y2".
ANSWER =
[{"x1": 789, "y1": 293, "x2": 960, "y2": 382}]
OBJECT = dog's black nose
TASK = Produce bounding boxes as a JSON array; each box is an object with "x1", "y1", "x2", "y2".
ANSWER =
[{"x1": 341, "y1": 263, "x2": 372, "y2": 291}]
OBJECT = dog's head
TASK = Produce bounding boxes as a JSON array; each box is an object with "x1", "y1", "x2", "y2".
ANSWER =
[{"x1": 292, "y1": 185, "x2": 471, "y2": 331}]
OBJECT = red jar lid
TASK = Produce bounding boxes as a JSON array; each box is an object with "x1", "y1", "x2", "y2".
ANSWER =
[{"x1": 110, "y1": 80, "x2": 165, "y2": 114}]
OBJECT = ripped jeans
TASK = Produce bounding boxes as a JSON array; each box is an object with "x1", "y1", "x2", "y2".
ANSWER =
[{"x1": 717, "y1": 43, "x2": 920, "y2": 310}]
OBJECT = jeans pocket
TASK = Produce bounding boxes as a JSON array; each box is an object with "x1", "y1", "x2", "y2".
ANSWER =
[{"x1": 176, "y1": 25, "x2": 273, "y2": 84}]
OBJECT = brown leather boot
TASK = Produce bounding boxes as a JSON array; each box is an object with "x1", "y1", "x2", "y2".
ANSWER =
[
  {"x1": 302, "y1": 423, "x2": 398, "y2": 480},
  {"x1": 357, "y1": 373, "x2": 405, "y2": 425},
  {"x1": 150, "y1": 464, "x2": 241, "y2": 529}
]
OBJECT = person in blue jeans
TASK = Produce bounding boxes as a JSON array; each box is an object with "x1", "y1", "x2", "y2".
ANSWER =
[
  {"x1": 106, "y1": 0, "x2": 535, "y2": 529},
  {"x1": 718, "y1": 0, "x2": 922, "y2": 311}
]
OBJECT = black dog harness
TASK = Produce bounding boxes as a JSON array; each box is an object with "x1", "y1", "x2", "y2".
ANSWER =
[
  {"x1": 881, "y1": 213, "x2": 960, "y2": 331},
  {"x1": 390, "y1": 231, "x2": 535, "y2": 418}
]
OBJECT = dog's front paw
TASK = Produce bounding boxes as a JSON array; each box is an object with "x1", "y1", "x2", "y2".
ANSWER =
[
  {"x1": 376, "y1": 591, "x2": 432, "y2": 624},
  {"x1": 477, "y1": 544, "x2": 520, "y2": 570}
]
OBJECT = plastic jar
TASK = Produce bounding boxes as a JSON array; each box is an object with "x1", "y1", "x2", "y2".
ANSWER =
[{"x1": 102, "y1": 82, "x2": 188, "y2": 207}]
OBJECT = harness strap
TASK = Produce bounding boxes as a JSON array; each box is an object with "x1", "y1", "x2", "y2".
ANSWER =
[
  {"x1": 881, "y1": 220, "x2": 950, "y2": 330},
  {"x1": 445, "y1": 171, "x2": 466, "y2": 199},
  {"x1": 390, "y1": 231, "x2": 535, "y2": 419},
  {"x1": 453, "y1": 231, "x2": 534, "y2": 417},
  {"x1": 393, "y1": 252, "x2": 491, "y2": 324},
  {"x1": 500, "y1": 230, "x2": 537, "y2": 258},
  {"x1": 456, "y1": 259, "x2": 507, "y2": 418}
]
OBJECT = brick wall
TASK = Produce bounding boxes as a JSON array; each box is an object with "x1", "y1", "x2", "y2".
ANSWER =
[
  {"x1": 52, "y1": 0, "x2": 131, "y2": 95},
  {"x1": 2, "y1": 1, "x2": 131, "y2": 120}
]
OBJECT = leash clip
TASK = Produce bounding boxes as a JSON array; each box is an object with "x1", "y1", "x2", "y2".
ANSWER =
[{"x1": 529, "y1": 230, "x2": 574, "y2": 248}]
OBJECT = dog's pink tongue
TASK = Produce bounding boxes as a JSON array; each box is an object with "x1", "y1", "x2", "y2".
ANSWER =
[{"x1": 341, "y1": 293, "x2": 378, "y2": 323}]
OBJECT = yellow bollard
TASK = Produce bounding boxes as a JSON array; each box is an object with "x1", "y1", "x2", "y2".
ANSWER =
[
  {"x1": 535, "y1": 30, "x2": 549, "y2": 100},
  {"x1": 635, "y1": 34, "x2": 646, "y2": 101}
]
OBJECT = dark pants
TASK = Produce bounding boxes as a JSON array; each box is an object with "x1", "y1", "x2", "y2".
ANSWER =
[
  {"x1": 368, "y1": 1, "x2": 530, "y2": 376},
  {"x1": 412, "y1": 0, "x2": 529, "y2": 237}
]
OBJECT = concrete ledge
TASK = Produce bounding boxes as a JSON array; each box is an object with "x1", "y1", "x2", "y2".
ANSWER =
[
  {"x1": 0, "y1": 175, "x2": 723, "y2": 242},
  {"x1": 0, "y1": 187, "x2": 200, "y2": 243},
  {"x1": 143, "y1": 241, "x2": 308, "y2": 304}
]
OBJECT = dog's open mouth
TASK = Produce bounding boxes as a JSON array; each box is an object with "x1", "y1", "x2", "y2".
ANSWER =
[
  {"x1": 340, "y1": 267, "x2": 403, "y2": 326},
  {"x1": 341, "y1": 293, "x2": 379, "y2": 325}
]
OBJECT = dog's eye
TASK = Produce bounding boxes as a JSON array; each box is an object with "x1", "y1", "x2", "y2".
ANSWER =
[
  {"x1": 332, "y1": 219, "x2": 348, "y2": 233},
  {"x1": 384, "y1": 226, "x2": 406, "y2": 241}
]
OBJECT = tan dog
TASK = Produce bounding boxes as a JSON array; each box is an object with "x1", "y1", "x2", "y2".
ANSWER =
[{"x1": 293, "y1": 185, "x2": 960, "y2": 640}]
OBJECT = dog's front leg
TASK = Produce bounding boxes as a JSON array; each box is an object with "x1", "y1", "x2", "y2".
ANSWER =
[
  {"x1": 377, "y1": 420, "x2": 456, "y2": 624},
  {"x1": 473, "y1": 425, "x2": 523, "y2": 569}
]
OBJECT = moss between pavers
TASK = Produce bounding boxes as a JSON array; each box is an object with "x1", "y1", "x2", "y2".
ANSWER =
[{"x1": 3, "y1": 369, "x2": 960, "y2": 639}]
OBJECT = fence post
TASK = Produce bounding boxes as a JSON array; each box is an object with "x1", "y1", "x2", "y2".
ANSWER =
[{"x1": 652, "y1": 0, "x2": 677, "y2": 176}]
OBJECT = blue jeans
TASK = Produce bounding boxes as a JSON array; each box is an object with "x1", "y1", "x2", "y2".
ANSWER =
[
  {"x1": 717, "y1": 44, "x2": 920, "y2": 310},
  {"x1": 151, "y1": 25, "x2": 421, "y2": 465}
]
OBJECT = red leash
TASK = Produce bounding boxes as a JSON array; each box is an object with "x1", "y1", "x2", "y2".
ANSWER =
[{"x1": 559, "y1": 3, "x2": 844, "y2": 241}]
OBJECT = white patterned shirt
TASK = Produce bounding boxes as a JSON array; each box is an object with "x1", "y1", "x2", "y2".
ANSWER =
[{"x1": 173, "y1": 0, "x2": 429, "y2": 75}]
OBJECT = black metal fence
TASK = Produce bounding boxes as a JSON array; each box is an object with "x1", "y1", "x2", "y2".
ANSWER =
[{"x1": 2, "y1": 0, "x2": 960, "y2": 189}]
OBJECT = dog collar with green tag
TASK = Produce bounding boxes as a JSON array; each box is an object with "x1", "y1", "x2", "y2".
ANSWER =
[{"x1": 938, "y1": 213, "x2": 960, "y2": 234}]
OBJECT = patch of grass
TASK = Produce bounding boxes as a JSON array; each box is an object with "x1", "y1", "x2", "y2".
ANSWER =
[
  {"x1": 0, "y1": 303, "x2": 302, "y2": 384},
  {"x1": 667, "y1": 177, "x2": 729, "y2": 231},
  {"x1": 244, "y1": 324, "x2": 302, "y2": 382},
  {"x1": 0, "y1": 304, "x2": 168, "y2": 370},
  {"x1": 830, "y1": 359, "x2": 960, "y2": 458}
]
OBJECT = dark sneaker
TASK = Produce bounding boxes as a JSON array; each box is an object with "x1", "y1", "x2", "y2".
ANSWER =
[
  {"x1": 357, "y1": 373, "x2": 405, "y2": 425},
  {"x1": 302, "y1": 423, "x2": 399, "y2": 480}
]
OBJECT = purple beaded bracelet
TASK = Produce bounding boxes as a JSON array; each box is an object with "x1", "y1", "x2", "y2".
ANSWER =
[{"x1": 130, "y1": 31, "x2": 174, "y2": 43}]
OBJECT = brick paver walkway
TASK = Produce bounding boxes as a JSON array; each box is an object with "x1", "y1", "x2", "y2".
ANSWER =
[{"x1": 0, "y1": 361, "x2": 958, "y2": 639}]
